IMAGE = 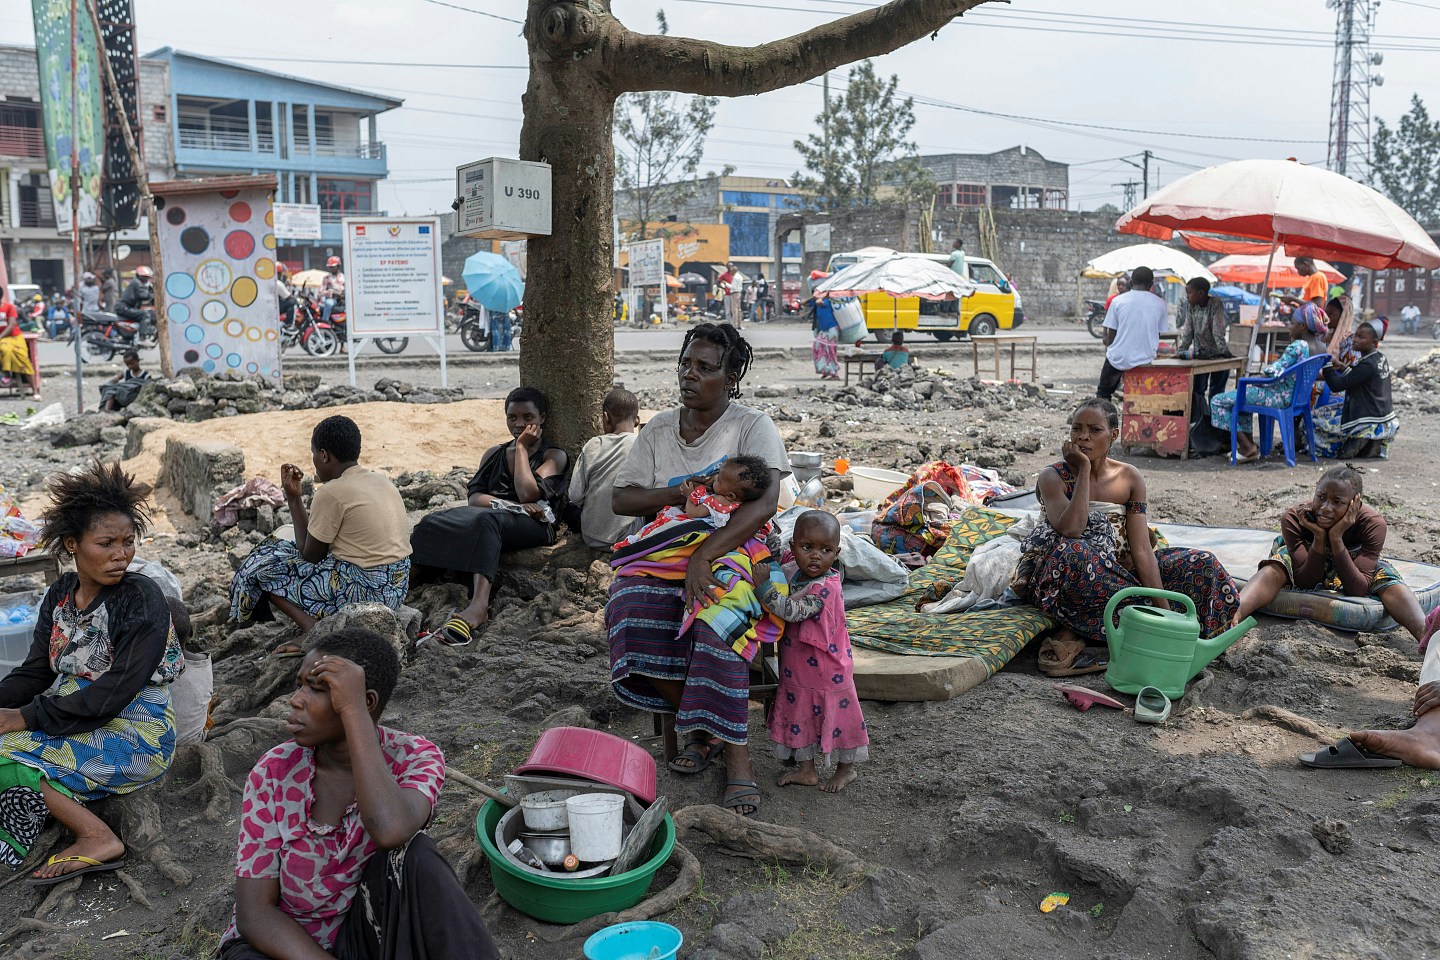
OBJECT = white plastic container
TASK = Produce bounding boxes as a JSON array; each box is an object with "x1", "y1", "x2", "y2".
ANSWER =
[
  {"x1": 566, "y1": 793, "x2": 625, "y2": 862},
  {"x1": 520, "y1": 789, "x2": 578, "y2": 832}
]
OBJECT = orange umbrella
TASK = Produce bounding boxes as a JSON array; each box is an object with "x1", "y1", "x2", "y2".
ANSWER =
[
  {"x1": 664, "y1": 274, "x2": 682, "y2": 288},
  {"x1": 1208, "y1": 251, "x2": 1345, "y2": 287}
]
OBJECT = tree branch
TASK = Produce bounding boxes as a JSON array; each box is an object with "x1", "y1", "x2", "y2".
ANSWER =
[{"x1": 607, "y1": 0, "x2": 1004, "y2": 95}]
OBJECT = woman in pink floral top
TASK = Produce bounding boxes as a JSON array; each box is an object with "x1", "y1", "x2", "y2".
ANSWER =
[{"x1": 220, "y1": 628, "x2": 497, "y2": 960}]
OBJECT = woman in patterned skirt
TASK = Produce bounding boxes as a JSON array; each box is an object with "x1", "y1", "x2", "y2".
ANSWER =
[
  {"x1": 1013, "y1": 398, "x2": 1239, "y2": 676},
  {"x1": 0, "y1": 462, "x2": 183, "y2": 884}
]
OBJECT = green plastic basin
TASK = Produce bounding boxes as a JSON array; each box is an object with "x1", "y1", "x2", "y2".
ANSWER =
[{"x1": 476, "y1": 799, "x2": 676, "y2": 924}]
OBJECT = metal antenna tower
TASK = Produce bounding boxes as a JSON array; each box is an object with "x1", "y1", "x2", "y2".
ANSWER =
[{"x1": 1327, "y1": 0, "x2": 1384, "y2": 183}]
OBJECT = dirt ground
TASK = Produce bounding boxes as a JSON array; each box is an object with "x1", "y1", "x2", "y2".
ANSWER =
[{"x1": 1, "y1": 324, "x2": 1439, "y2": 960}]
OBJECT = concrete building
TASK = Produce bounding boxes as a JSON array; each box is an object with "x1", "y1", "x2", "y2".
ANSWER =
[
  {"x1": 144, "y1": 48, "x2": 400, "y2": 269},
  {"x1": 0, "y1": 43, "x2": 171, "y2": 293},
  {"x1": 919, "y1": 146, "x2": 1069, "y2": 211},
  {"x1": 616, "y1": 174, "x2": 805, "y2": 280}
]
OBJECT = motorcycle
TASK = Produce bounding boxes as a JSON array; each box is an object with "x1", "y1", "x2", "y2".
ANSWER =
[
  {"x1": 1085, "y1": 299, "x2": 1107, "y2": 339},
  {"x1": 288, "y1": 297, "x2": 341, "y2": 357},
  {"x1": 75, "y1": 308, "x2": 156, "y2": 362},
  {"x1": 458, "y1": 301, "x2": 491, "y2": 353},
  {"x1": 302, "y1": 292, "x2": 408, "y2": 355}
]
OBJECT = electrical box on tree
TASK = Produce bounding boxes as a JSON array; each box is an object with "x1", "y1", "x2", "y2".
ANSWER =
[{"x1": 455, "y1": 158, "x2": 553, "y2": 240}]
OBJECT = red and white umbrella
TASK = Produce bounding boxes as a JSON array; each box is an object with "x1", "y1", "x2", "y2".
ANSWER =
[
  {"x1": 1116, "y1": 158, "x2": 1440, "y2": 271},
  {"x1": 1208, "y1": 251, "x2": 1345, "y2": 287}
]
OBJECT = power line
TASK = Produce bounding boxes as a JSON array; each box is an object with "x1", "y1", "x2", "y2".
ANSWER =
[
  {"x1": 227, "y1": 55, "x2": 526, "y2": 69},
  {"x1": 415, "y1": 0, "x2": 523, "y2": 23}
]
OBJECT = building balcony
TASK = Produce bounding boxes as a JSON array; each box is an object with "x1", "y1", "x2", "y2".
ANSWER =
[
  {"x1": 174, "y1": 132, "x2": 387, "y2": 177},
  {"x1": 0, "y1": 125, "x2": 45, "y2": 160}
]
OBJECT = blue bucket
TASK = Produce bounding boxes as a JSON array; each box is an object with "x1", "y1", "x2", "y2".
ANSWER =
[{"x1": 582, "y1": 921, "x2": 683, "y2": 960}]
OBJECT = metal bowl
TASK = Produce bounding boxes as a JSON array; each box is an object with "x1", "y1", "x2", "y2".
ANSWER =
[{"x1": 519, "y1": 830, "x2": 572, "y2": 867}]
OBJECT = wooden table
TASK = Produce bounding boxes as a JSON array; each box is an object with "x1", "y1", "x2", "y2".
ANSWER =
[
  {"x1": 0, "y1": 553, "x2": 60, "y2": 586},
  {"x1": 969, "y1": 334, "x2": 1038, "y2": 382},
  {"x1": 842, "y1": 353, "x2": 882, "y2": 387},
  {"x1": 1120, "y1": 357, "x2": 1245, "y2": 459}
]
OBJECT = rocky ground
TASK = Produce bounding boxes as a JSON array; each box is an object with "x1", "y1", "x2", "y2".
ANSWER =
[{"x1": 2, "y1": 323, "x2": 1440, "y2": 960}]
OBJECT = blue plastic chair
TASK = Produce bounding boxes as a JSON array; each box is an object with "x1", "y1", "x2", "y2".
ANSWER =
[{"x1": 1230, "y1": 353, "x2": 1329, "y2": 467}]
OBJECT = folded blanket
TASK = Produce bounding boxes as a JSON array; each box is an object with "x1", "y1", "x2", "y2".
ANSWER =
[{"x1": 611, "y1": 519, "x2": 787, "y2": 661}]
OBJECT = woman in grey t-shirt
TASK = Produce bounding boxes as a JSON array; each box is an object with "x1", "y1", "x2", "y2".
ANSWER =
[{"x1": 608, "y1": 323, "x2": 788, "y2": 818}]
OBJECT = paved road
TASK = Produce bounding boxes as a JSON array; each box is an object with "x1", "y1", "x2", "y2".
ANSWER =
[{"x1": 32, "y1": 321, "x2": 1103, "y2": 370}]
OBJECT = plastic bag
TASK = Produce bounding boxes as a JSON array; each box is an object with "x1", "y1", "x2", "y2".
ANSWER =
[
  {"x1": 20, "y1": 403, "x2": 65, "y2": 431},
  {"x1": 128, "y1": 557, "x2": 184, "y2": 601},
  {"x1": 171, "y1": 649, "x2": 213, "y2": 745},
  {"x1": 0, "y1": 484, "x2": 40, "y2": 559}
]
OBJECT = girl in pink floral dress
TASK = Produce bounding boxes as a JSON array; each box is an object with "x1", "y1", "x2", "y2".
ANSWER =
[{"x1": 759, "y1": 511, "x2": 869, "y2": 794}]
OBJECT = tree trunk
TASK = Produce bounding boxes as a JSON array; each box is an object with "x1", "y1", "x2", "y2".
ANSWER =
[{"x1": 518, "y1": 4, "x2": 619, "y2": 453}]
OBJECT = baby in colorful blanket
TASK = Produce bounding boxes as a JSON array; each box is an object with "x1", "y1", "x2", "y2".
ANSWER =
[{"x1": 614, "y1": 455, "x2": 773, "y2": 549}]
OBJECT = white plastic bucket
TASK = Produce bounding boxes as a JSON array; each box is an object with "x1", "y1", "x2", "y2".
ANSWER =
[
  {"x1": 520, "y1": 789, "x2": 578, "y2": 832},
  {"x1": 566, "y1": 793, "x2": 625, "y2": 862}
]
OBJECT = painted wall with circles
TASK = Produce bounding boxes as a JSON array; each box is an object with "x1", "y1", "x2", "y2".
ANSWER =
[{"x1": 154, "y1": 187, "x2": 282, "y2": 381}]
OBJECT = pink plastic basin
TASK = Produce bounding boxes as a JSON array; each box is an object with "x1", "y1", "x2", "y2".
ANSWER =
[{"x1": 513, "y1": 727, "x2": 657, "y2": 805}]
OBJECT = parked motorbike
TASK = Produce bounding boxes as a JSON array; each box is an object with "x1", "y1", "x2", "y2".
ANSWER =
[
  {"x1": 458, "y1": 301, "x2": 491, "y2": 353},
  {"x1": 1085, "y1": 299, "x2": 1107, "y2": 339},
  {"x1": 75, "y1": 309, "x2": 156, "y2": 362},
  {"x1": 288, "y1": 297, "x2": 341, "y2": 357}
]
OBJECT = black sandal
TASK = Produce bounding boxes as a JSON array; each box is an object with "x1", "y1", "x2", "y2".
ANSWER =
[
  {"x1": 723, "y1": 778, "x2": 762, "y2": 818},
  {"x1": 666, "y1": 736, "x2": 723, "y2": 775},
  {"x1": 438, "y1": 613, "x2": 476, "y2": 647}
]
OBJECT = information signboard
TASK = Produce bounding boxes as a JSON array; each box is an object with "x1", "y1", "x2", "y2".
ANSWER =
[
  {"x1": 273, "y1": 203, "x2": 322, "y2": 240},
  {"x1": 456, "y1": 157, "x2": 552, "y2": 239},
  {"x1": 629, "y1": 239, "x2": 665, "y2": 287}
]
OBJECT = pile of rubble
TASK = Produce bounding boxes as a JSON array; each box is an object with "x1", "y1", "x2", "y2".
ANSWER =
[
  {"x1": 117, "y1": 371, "x2": 465, "y2": 423},
  {"x1": 827, "y1": 363, "x2": 1068, "y2": 413},
  {"x1": 1393, "y1": 348, "x2": 1440, "y2": 413}
]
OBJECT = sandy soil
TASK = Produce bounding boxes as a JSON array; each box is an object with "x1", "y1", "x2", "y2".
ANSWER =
[{"x1": 1, "y1": 330, "x2": 1438, "y2": 960}]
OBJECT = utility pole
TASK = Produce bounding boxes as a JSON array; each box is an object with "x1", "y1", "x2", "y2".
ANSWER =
[
  {"x1": 1114, "y1": 180, "x2": 1141, "y2": 210},
  {"x1": 1328, "y1": 0, "x2": 1382, "y2": 182},
  {"x1": 1141, "y1": 150, "x2": 1151, "y2": 199}
]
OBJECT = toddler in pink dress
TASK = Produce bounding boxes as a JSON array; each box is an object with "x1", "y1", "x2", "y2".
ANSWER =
[{"x1": 758, "y1": 510, "x2": 868, "y2": 793}]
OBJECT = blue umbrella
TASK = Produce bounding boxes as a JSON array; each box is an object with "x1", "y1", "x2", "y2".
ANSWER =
[
  {"x1": 1210, "y1": 284, "x2": 1262, "y2": 306},
  {"x1": 462, "y1": 252, "x2": 524, "y2": 313}
]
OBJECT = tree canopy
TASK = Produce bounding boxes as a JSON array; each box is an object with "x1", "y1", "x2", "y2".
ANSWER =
[
  {"x1": 791, "y1": 61, "x2": 933, "y2": 211},
  {"x1": 1373, "y1": 94, "x2": 1440, "y2": 227}
]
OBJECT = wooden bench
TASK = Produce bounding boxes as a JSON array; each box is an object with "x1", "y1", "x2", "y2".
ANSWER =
[
  {"x1": 969, "y1": 334, "x2": 1038, "y2": 382},
  {"x1": 0, "y1": 553, "x2": 61, "y2": 587},
  {"x1": 842, "y1": 353, "x2": 882, "y2": 387}
]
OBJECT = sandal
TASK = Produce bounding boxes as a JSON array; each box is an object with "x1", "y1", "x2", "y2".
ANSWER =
[
  {"x1": 666, "y1": 736, "x2": 723, "y2": 775},
  {"x1": 1039, "y1": 649, "x2": 1109, "y2": 678},
  {"x1": 438, "y1": 613, "x2": 477, "y2": 647},
  {"x1": 29, "y1": 854, "x2": 126, "y2": 887},
  {"x1": 722, "y1": 778, "x2": 762, "y2": 818}
]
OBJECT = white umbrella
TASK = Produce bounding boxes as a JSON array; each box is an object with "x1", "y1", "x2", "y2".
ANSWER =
[
  {"x1": 813, "y1": 254, "x2": 975, "y2": 301},
  {"x1": 1082, "y1": 243, "x2": 1216, "y2": 283}
]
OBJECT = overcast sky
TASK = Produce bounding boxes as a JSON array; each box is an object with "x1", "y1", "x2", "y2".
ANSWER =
[{"x1": 4, "y1": 0, "x2": 1437, "y2": 217}]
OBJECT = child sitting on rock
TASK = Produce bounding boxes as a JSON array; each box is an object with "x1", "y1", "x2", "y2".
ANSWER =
[
  {"x1": 759, "y1": 510, "x2": 868, "y2": 794},
  {"x1": 614, "y1": 454, "x2": 772, "y2": 549},
  {"x1": 1233, "y1": 465, "x2": 1426, "y2": 644},
  {"x1": 566, "y1": 387, "x2": 640, "y2": 549}
]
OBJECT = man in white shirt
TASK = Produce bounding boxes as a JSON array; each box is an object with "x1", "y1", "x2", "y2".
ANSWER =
[
  {"x1": 1400, "y1": 302, "x2": 1422, "y2": 336},
  {"x1": 1097, "y1": 265, "x2": 1167, "y2": 400}
]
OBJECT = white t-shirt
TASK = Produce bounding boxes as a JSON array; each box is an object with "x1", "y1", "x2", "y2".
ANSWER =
[
  {"x1": 615, "y1": 403, "x2": 789, "y2": 491},
  {"x1": 1103, "y1": 289, "x2": 1168, "y2": 371},
  {"x1": 1402, "y1": 305, "x2": 1421, "y2": 321}
]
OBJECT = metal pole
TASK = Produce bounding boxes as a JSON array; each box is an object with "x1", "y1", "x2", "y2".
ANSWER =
[
  {"x1": 69, "y1": 0, "x2": 84, "y2": 411},
  {"x1": 1244, "y1": 235, "x2": 1280, "y2": 373}
]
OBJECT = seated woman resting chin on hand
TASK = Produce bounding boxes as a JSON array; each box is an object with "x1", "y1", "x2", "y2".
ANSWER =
[{"x1": 1013, "y1": 398, "x2": 1240, "y2": 676}]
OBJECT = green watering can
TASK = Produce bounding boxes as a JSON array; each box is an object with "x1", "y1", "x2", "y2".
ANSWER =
[{"x1": 1103, "y1": 587, "x2": 1255, "y2": 700}]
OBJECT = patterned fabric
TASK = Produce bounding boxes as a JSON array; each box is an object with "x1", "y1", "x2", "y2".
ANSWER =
[
  {"x1": 767, "y1": 569, "x2": 869, "y2": 764},
  {"x1": 871, "y1": 462, "x2": 973, "y2": 556},
  {"x1": 1262, "y1": 534, "x2": 1405, "y2": 597},
  {"x1": 813, "y1": 327, "x2": 839, "y2": 377},
  {"x1": 1210, "y1": 339, "x2": 1312, "y2": 435},
  {"x1": 847, "y1": 509, "x2": 1055, "y2": 669},
  {"x1": 221, "y1": 728, "x2": 445, "y2": 951},
  {"x1": 1313, "y1": 400, "x2": 1399, "y2": 459},
  {"x1": 0, "y1": 759, "x2": 53, "y2": 867},
  {"x1": 607, "y1": 579, "x2": 754, "y2": 744},
  {"x1": 229, "y1": 537, "x2": 411, "y2": 624},
  {"x1": 0, "y1": 674, "x2": 174, "y2": 865},
  {"x1": 49, "y1": 589, "x2": 184, "y2": 686},
  {"x1": 610, "y1": 521, "x2": 785, "y2": 660},
  {"x1": 1013, "y1": 462, "x2": 1161, "y2": 590},
  {"x1": 614, "y1": 485, "x2": 737, "y2": 550}
]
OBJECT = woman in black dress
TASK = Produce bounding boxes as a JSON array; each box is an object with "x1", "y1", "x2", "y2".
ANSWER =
[{"x1": 410, "y1": 387, "x2": 568, "y2": 644}]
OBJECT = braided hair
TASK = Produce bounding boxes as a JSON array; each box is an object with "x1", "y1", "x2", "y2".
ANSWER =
[{"x1": 679, "y1": 322, "x2": 753, "y2": 400}]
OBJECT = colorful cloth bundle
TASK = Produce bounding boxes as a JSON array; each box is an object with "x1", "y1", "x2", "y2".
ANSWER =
[{"x1": 611, "y1": 518, "x2": 787, "y2": 661}]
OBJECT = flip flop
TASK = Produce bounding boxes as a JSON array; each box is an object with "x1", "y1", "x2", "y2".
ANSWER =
[
  {"x1": 1055, "y1": 683, "x2": 1125, "y2": 712},
  {"x1": 722, "y1": 778, "x2": 762, "y2": 818},
  {"x1": 1134, "y1": 686, "x2": 1172, "y2": 724},
  {"x1": 1300, "y1": 737, "x2": 1402, "y2": 769},
  {"x1": 1039, "y1": 649, "x2": 1109, "y2": 678},
  {"x1": 28, "y1": 854, "x2": 126, "y2": 887},
  {"x1": 666, "y1": 737, "x2": 723, "y2": 775}
]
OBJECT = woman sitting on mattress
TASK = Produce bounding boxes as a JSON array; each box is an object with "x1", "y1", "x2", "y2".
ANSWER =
[
  {"x1": 1013, "y1": 397, "x2": 1240, "y2": 676},
  {"x1": 1233, "y1": 465, "x2": 1425, "y2": 644}
]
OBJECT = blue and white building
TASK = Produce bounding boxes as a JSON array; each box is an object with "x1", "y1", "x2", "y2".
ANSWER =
[{"x1": 144, "y1": 48, "x2": 401, "y2": 268}]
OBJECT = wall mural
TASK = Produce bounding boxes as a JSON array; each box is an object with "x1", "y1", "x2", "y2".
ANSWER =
[{"x1": 154, "y1": 185, "x2": 281, "y2": 380}]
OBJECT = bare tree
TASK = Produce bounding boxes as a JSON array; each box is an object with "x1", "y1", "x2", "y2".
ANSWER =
[
  {"x1": 521, "y1": 0, "x2": 997, "y2": 450},
  {"x1": 614, "y1": 12, "x2": 732, "y2": 241}
]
